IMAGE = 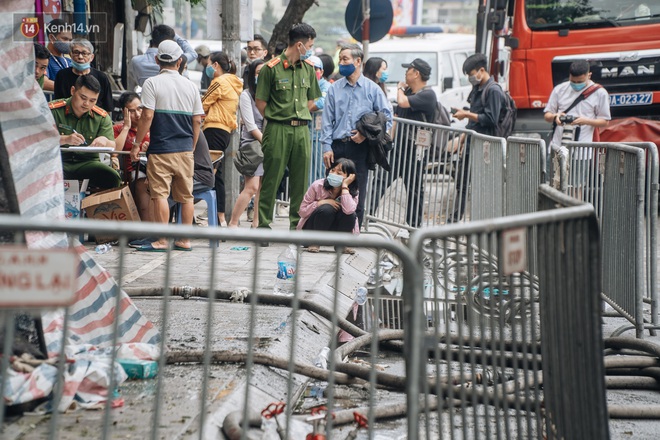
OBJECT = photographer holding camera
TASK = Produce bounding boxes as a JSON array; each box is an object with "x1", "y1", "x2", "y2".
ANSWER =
[{"x1": 544, "y1": 60, "x2": 611, "y2": 149}]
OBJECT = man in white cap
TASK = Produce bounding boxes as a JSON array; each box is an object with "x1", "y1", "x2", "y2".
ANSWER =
[
  {"x1": 195, "y1": 44, "x2": 212, "y2": 90},
  {"x1": 130, "y1": 40, "x2": 205, "y2": 252}
]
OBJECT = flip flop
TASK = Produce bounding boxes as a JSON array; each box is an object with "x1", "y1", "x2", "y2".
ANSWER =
[
  {"x1": 174, "y1": 244, "x2": 193, "y2": 252},
  {"x1": 136, "y1": 243, "x2": 167, "y2": 252},
  {"x1": 129, "y1": 237, "x2": 156, "y2": 248}
]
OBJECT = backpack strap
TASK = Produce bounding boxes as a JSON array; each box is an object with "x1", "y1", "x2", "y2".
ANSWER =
[{"x1": 479, "y1": 80, "x2": 499, "y2": 107}]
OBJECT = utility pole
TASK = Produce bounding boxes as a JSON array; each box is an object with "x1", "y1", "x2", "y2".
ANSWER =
[
  {"x1": 221, "y1": 0, "x2": 244, "y2": 219},
  {"x1": 361, "y1": 0, "x2": 370, "y2": 59},
  {"x1": 207, "y1": 0, "x2": 221, "y2": 39}
]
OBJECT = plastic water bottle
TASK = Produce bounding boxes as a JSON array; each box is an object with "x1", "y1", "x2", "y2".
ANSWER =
[
  {"x1": 273, "y1": 245, "x2": 296, "y2": 296},
  {"x1": 355, "y1": 287, "x2": 368, "y2": 306},
  {"x1": 314, "y1": 347, "x2": 330, "y2": 370},
  {"x1": 95, "y1": 243, "x2": 111, "y2": 254}
]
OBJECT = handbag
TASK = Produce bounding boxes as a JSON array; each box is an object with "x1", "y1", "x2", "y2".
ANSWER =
[{"x1": 233, "y1": 140, "x2": 263, "y2": 176}]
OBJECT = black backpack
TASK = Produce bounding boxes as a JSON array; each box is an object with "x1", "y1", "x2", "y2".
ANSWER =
[
  {"x1": 481, "y1": 81, "x2": 517, "y2": 138},
  {"x1": 420, "y1": 86, "x2": 451, "y2": 127}
]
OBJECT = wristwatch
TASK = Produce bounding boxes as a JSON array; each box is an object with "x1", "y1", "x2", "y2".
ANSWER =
[{"x1": 398, "y1": 87, "x2": 406, "y2": 92}]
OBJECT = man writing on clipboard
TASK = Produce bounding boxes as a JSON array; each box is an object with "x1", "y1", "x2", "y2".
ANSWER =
[{"x1": 50, "y1": 74, "x2": 121, "y2": 190}]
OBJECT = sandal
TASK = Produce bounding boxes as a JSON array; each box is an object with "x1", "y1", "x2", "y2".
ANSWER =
[
  {"x1": 306, "y1": 245, "x2": 320, "y2": 253},
  {"x1": 342, "y1": 247, "x2": 356, "y2": 255}
]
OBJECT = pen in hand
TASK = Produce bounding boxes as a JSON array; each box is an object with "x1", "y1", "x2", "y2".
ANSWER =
[{"x1": 72, "y1": 129, "x2": 87, "y2": 145}]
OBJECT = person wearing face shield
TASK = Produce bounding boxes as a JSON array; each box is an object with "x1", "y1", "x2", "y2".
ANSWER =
[
  {"x1": 543, "y1": 60, "x2": 610, "y2": 149},
  {"x1": 254, "y1": 23, "x2": 322, "y2": 235},
  {"x1": 45, "y1": 19, "x2": 73, "y2": 92},
  {"x1": 450, "y1": 53, "x2": 507, "y2": 222}
]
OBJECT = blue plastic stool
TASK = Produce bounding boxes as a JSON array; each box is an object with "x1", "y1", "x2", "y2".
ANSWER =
[{"x1": 176, "y1": 188, "x2": 218, "y2": 246}]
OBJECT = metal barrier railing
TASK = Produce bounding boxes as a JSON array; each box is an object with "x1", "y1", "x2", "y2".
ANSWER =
[
  {"x1": 406, "y1": 202, "x2": 608, "y2": 439},
  {"x1": 363, "y1": 117, "x2": 474, "y2": 232},
  {"x1": 505, "y1": 138, "x2": 547, "y2": 216},
  {"x1": 0, "y1": 216, "x2": 422, "y2": 439},
  {"x1": 469, "y1": 133, "x2": 506, "y2": 221},
  {"x1": 550, "y1": 142, "x2": 659, "y2": 337},
  {"x1": 0, "y1": 194, "x2": 609, "y2": 438}
]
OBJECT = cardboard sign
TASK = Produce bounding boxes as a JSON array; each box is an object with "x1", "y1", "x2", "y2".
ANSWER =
[
  {"x1": 501, "y1": 227, "x2": 527, "y2": 275},
  {"x1": 0, "y1": 247, "x2": 78, "y2": 307},
  {"x1": 415, "y1": 129, "x2": 433, "y2": 148}
]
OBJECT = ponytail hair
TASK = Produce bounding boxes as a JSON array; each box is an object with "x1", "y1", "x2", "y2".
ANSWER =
[{"x1": 210, "y1": 51, "x2": 237, "y2": 75}]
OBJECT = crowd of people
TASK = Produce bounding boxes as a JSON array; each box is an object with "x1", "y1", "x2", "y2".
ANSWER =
[{"x1": 36, "y1": 17, "x2": 608, "y2": 249}]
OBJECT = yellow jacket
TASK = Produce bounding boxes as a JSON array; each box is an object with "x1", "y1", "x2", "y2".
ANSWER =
[{"x1": 202, "y1": 73, "x2": 243, "y2": 132}]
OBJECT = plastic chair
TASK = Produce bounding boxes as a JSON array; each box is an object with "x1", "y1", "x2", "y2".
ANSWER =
[{"x1": 176, "y1": 188, "x2": 218, "y2": 247}]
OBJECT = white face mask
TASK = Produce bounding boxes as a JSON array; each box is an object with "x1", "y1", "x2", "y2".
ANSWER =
[{"x1": 326, "y1": 173, "x2": 344, "y2": 188}]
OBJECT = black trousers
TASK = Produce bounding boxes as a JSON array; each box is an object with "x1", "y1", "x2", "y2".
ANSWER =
[
  {"x1": 331, "y1": 139, "x2": 368, "y2": 227},
  {"x1": 302, "y1": 204, "x2": 356, "y2": 233},
  {"x1": 203, "y1": 128, "x2": 231, "y2": 213}
]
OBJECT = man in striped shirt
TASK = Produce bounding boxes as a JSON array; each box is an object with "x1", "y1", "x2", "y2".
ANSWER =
[{"x1": 130, "y1": 40, "x2": 205, "y2": 252}]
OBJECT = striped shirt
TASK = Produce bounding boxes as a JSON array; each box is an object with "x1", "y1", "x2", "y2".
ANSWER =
[{"x1": 140, "y1": 69, "x2": 205, "y2": 155}]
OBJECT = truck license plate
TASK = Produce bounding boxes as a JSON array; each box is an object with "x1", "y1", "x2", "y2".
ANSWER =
[{"x1": 609, "y1": 93, "x2": 652, "y2": 107}]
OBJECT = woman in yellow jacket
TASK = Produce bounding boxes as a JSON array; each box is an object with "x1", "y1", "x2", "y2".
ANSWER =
[{"x1": 202, "y1": 51, "x2": 244, "y2": 226}]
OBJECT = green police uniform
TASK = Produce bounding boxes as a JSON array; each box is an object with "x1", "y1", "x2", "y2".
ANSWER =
[
  {"x1": 255, "y1": 53, "x2": 322, "y2": 229},
  {"x1": 50, "y1": 98, "x2": 121, "y2": 189}
]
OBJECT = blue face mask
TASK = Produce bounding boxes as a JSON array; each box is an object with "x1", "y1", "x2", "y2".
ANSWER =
[
  {"x1": 71, "y1": 60, "x2": 90, "y2": 71},
  {"x1": 339, "y1": 63, "x2": 356, "y2": 77},
  {"x1": 205, "y1": 64, "x2": 215, "y2": 78},
  {"x1": 570, "y1": 81, "x2": 587, "y2": 92},
  {"x1": 326, "y1": 173, "x2": 344, "y2": 188},
  {"x1": 254, "y1": 76, "x2": 258, "y2": 85},
  {"x1": 379, "y1": 71, "x2": 389, "y2": 83},
  {"x1": 299, "y1": 43, "x2": 313, "y2": 61}
]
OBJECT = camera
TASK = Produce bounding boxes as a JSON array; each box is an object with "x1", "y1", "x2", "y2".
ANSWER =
[
  {"x1": 559, "y1": 114, "x2": 576, "y2": 124},
  {"x1": 561, "y1": 124, "x2": 576, "y2": 143}
]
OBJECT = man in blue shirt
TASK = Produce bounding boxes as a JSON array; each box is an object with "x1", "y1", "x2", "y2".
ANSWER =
[
  {"x1": 45, "y1": 18, "x2": 73, "y2": 92},
  {"x1": 127, "y1": 24, "x2": 197, "y2": 91},
  {"x1": 321, "y1": 43, "x2": 392, "y2": 226}
]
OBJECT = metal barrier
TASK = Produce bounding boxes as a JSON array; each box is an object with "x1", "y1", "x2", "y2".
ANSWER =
[
  {"x1": 469, "y1": 133, "x2": 506, "y2": 221},
  {"x1": 0, "y1": 196, "x2": 610, "y2": 438},
  {"x1": 0, "y1": 216, "x2": 423, "y2": 439},
  {"x1": 363, "y1": 117, "x2": 474, "y2": 231},
  {"x1": 550, "y1": 142, "x2": 658, "y2": 337},
  {"x1": 406, "y1": 202, "x2": 608, "y2": 439},
  {"x1": 505, "y1": 138, "x2": 547, "y2": 216}
]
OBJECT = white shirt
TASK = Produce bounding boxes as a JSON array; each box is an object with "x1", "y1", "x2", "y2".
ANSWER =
[{"x1": 544, "y1": 80, "x2": 611, "y2": 149}]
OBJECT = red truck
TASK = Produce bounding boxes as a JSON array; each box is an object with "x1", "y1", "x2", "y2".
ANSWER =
[{"x1": 477, "y1": 0, "x2": 660, "y2": 143}]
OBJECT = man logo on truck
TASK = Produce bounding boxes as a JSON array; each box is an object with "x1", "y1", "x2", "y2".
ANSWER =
[{"x1": 601, "y1": 65, "x2": 655, "y2": 78}]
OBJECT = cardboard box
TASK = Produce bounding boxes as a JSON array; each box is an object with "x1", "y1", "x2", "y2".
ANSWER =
[
  {"x1": 63, "y1": 180, "x2": 86, "y2": 219},
  {"x1": 117, "y1": 359, "x2": 158, "y2": 379},
  {"x1": 81, "y1": 185, "x2": 140, "y2": 242}
]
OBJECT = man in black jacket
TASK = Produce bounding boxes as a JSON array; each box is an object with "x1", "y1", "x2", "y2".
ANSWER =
[{"x1": 451, "y1": 53, "x2": 505, "y2": 221}]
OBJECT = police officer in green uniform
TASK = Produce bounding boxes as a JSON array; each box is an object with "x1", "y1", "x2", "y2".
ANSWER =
[
  {"x1": 50, "y1": 74, "x2": 121, "y2": 189},
  {"x1": 255, "y1": 23, "x2": 321, "y2": 232}
]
